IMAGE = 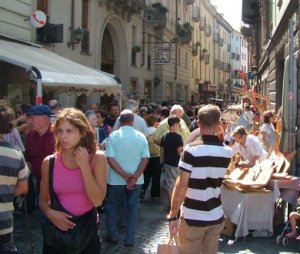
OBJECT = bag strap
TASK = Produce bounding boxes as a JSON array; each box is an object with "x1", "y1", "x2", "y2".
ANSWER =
[
  {"x1": 168, "y1": 235, "x2": 179, "y2": 246},
  {"x1": 48, "y1": 155, "x2": 55, "y2": 204}
]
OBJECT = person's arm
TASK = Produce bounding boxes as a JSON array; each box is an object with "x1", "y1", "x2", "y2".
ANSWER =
[
  {"x1": 39, "y1": 156, "x2": 75, "y2": 231},
  {"x1": 168, "y1": 170, "x2": 190, "y2": 236},
  {"x1": 14, "y1": 179, "x2": 28, "y2": 196},
  {"x1": 177, "y1": 146, "x2": 183, "y2": 156},
  {"x1": 261, "y1": 131, "x2": 269, "y2": 150},
  {"x1": 74, "y1": 148, "x2": 107, "y2": 207},
  {"x1": 127, "y1": 157, "x2": 149, "y2": 189},
  {"x1": 107, "y1": 157, "x2": 133, "y2": 180}
]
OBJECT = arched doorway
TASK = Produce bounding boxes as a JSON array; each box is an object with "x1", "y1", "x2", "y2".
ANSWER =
[{"x1": 101, "y1": 27, "x2": 114, "y2": 74}]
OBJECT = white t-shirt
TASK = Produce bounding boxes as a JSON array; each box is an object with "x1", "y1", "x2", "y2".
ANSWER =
[
  {"x1": 232, "y1": 134, "x2": 267, "y2": 163},
  {"x1": 244, "y1": 110, "x2": 254, "y2": 123},
  {"x1": 260, "y1": 123, "x2": 276, "y2": 149}
]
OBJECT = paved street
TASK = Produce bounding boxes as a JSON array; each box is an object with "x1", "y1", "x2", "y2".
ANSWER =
[{"x1": 14, "y1": 191, "x2": 300, "y2": 254}]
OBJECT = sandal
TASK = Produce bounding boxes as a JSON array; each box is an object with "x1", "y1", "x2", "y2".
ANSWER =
[{"x1": 286, "y1": 231, "x2": 298, "y2": 238}]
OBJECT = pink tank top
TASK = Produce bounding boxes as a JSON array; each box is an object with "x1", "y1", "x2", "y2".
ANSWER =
[{"x1": 53, "y1": 153, "x2": 93, "y2": 215}]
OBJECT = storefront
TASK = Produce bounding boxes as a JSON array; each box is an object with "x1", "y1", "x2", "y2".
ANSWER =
[{"x1": 0, "y1": 38, "x2": 122, "y2": 109}]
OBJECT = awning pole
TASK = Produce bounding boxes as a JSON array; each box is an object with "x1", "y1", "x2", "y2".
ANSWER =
[{"x1": 31, "y1": 66, "x2": 43, "y2": 105}]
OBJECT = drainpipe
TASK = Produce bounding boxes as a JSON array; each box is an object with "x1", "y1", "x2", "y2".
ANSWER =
[
  {"x1": 175, "y1": 0, "x2": 178, "y2": 80},
  {"x1": 70, "y1": 0, "x2": 75, "y2": 50},
  {"x1": 141, "y1": 0, "x2": 145, "y2": 67}
]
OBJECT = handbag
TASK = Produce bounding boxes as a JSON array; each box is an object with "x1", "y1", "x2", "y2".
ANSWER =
[
  {"x1": 157, "y1": 236, "x2": 181, "y2": 254},
  {"x1": 44, "y1": 155, "x2": 98, "y2": 254}
]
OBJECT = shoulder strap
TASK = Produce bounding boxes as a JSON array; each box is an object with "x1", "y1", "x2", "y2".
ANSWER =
[{"x1": 48, "y1": 155, "x2": 55, "y2": 203}]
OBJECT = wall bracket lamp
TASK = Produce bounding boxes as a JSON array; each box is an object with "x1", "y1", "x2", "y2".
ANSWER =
[{"x1": 68, "y1": 27, "x2": 84, "y2": 49}]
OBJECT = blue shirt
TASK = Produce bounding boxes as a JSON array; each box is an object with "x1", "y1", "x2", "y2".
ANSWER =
[{"x1": 106, "y1": 126, "x2": 150, "y2": 185}]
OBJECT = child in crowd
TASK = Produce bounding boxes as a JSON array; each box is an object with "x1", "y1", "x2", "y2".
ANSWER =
[
  {"x1": 160, "y1": 115, "x2": 183, "y2": 206},
  {"x1": 286, "y1": 196, "x2": 300, "y2": 239}
]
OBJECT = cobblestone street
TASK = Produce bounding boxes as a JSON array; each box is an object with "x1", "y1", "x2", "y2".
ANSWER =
[{"x1": 14, "y1": 192, "x2": 300, "y2": 254}]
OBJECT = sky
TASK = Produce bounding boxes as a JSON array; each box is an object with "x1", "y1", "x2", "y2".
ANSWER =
[{"x1": 209, "y1": 0, "x2": 243, "y2": 31}]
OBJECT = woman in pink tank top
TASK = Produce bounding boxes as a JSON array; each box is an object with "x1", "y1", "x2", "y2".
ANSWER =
[{"x1": 39, "y1": 107, "x2": 107, "y2": 254}]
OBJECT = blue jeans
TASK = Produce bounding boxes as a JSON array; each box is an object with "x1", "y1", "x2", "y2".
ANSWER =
[
  {"x1": 0, "y1": 233, "x2": 17, "y2": 254},
  {"x1": 105, "y1": 184, "x2": 142, "y2": 245}
]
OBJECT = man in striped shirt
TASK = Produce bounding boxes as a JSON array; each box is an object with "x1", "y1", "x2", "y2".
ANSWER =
[
  {"x1": 168, "y1": 104, "x2": 232, "y2": 254},
  {"x1": 0, "y1": 105, "x2": 29, "y2": 253}
]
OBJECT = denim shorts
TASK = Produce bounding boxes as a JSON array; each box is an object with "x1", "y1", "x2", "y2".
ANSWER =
[{"x1": 163, "y1": 164, "x2": 181, "y2": 192}]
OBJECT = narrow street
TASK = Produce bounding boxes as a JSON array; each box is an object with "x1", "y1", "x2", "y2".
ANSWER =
[{"x1": 14, "y1": 190, "x2": 300, "y2": 254}]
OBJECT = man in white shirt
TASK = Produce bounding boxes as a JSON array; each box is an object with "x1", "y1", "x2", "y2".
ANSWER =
[{"x1": 113, "y1": 100, "x2": 148, "y2": 136}]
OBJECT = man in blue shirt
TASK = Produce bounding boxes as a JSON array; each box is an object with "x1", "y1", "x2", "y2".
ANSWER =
[{"x1": 105, "y1": 109, "x2": 149, "y2": 247}]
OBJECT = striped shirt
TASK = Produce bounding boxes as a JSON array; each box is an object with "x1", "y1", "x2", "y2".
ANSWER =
[
  {"x1": 179, "y1": 135, "x2": 231, "y2": 227},
  {"x1": 0, "y1": 141, "x2": 29, "y2": 235}
]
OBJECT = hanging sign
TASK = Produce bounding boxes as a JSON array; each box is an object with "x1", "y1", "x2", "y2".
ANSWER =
[{"x1": 30, "y1": 10, "x2": 47, "y2": 28}]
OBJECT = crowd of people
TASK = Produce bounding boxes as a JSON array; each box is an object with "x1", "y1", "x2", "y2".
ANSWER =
[{"x1": 0, "y1": 98, "x2": 298, "y2": 254}]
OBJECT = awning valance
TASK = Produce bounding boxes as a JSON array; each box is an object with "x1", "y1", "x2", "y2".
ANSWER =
[{"x1": 0, "y1": 39, "x2": 121, "y2": 96}]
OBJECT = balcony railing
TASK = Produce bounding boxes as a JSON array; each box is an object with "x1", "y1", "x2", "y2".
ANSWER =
[
  {"x1": 204, "y1": 54, "x2": 210, "y2": 64},
  {"x1": 199, "y1": 17, "x2": 206, "y2": 31},
  {"x1": 213, "y1": 32, "x2": 220, "y2": 43},
  {"x1": 214, "y1": 59, "x2": 219, "y2": 68},
  {"x1": 192, "y1": 6, "x2": 200, "y2": 22},
  {"x1": 227, "y1": 44, "x2": 231, "y2": 52},
  {"x1": 186, "y1": 0, "x2": 195, "y2": 5},
  {"x1": 218, "y1": 37, "x2": 224, "y2": 47},
  {"x1": 205, "y1": 24, "x2": 211, "y2": 37}
]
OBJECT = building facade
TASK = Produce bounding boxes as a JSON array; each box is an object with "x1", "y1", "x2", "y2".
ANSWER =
[
  {"x1": 242, "y1": 0, "x2": 300, "y2": 174},
  {"x1": 0, "y1": 0, "x2": 247, "y2": 109}
]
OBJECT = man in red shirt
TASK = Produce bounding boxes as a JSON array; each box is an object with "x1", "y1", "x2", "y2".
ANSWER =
[{"x1": 25, "y1": 105, "x2": 55, "y2": 193}]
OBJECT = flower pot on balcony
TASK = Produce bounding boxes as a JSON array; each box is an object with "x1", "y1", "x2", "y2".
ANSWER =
[{"x1": 132, "y1": 45, "x2": 142, "y2": 53}]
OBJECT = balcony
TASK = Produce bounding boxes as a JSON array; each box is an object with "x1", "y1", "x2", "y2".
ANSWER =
[
  {"x1": 213, "y1": 32, "x2": 220, "y2": 43},
  {"x1": 192, "y1": 6, "x2": 200, "y2": 22},
  {"x1": 145, "y1": 3, "x2": 168, "y2": 30},
  {"x1": 218, "y1": 61, "x2": 224, "y2": 70},
  {"x1": 227, "y1": 44, "x2": 231, "y2": 52},
  {"x1": 199, "y1": 17, "x2": 206, "y2": 31},
  {"x1": 102, "y1": 0, "x2": 145, "y2": 21},
  {"x1": 214, "y1": 59, "x2": 219, "y2": 68},
  {"x1": 218, "y1": 37, "x2": 224, "y2": 47},
  {"x1": 204, "y1": 54, "x2": 210, "y2": 64},
  {"x1": 200, "y1": 49, "x2": 208, "y2": 61},
  {"x1": 242, "y1": 0, "x2": 259, "y2": 25},
  {"x1": 176, "y1": 22, "x2": 193, "y2": 44},
  {"x1": 205, "y1": 24, "x2": 211, "y2": 37},
  {"x1": 226, "y1": 63, "x2": 231, "y2": 72},
  {"x1": 186, "y1": 0, "x2": 195, "y2": 5},
  {"x1": 192, "y1": 42, "x2": 201, "y2": 56}
]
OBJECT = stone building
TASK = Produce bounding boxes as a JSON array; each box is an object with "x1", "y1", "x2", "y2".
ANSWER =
[
  {"x1": 0, "y1": 0, "x2": 247, "y2": 109},
  {"x1": 242, "y1": 0, "x2": 300, "y2": 174}
]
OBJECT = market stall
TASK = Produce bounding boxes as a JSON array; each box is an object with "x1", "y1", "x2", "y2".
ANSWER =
[{"x1": 222, "y1": 151, "x2": 298, "y2": 239}]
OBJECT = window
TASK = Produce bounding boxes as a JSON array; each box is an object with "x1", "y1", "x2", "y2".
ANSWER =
[
  {"x1": 81, "y1": 0, "x2": 90, "y2": 53},
  {"x1": 37, "y1": 0, "x2": 48, "y2": 14}
]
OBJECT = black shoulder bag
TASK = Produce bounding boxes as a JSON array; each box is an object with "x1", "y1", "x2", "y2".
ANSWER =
[{"x1": 44, "y1": 155, "x2": 98, "y2": 254}]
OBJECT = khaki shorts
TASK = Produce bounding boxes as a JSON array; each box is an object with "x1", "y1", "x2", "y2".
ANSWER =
[{"x1": 163, "y1": 164, "x2": 181, "y2": 192}]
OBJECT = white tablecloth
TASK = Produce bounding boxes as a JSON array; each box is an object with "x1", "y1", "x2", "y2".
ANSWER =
[
  {"x1": 268, "y1": 177, "x2": 300, "y2": 205},
  {"x1": 221, "y1": 186, "x2": 276, "y2": 239}
]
